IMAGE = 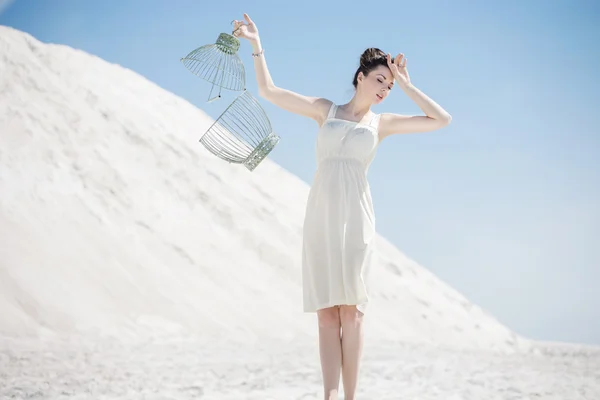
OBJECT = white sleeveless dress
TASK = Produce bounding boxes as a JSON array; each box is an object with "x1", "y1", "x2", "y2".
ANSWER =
[{"x1": 302, "y1": 102, "x2": 380, "y2": 314}]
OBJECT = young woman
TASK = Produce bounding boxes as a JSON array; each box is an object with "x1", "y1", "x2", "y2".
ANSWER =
[{"x1": 232, "y1": 13, "x2": 451, "y2": 400}]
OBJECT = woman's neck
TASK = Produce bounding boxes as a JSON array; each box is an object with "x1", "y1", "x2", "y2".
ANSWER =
[{"x1": 342, "y1": 93, "x2": 372, "y2": 118}]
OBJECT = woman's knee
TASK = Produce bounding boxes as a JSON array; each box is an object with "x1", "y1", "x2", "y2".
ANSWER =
[
  {"x1": 317, "y1": 306, "x2": 341, "y2": 329},
  {"x1": 339, "y1": 305, "x2": 363, "y2": 327}
]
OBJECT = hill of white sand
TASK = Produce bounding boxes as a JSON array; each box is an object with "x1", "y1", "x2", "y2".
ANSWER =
[{"x1": 1, "y1": 25, "x2": 598, "y2": 399}]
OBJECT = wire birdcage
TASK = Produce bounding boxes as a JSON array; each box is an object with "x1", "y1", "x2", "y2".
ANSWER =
[
  {"x1": 200, "y1": 90, "x2": 280, "y2": 171},
  {"x1": 180, "y1": 30, "x2": 245, "y2": 102}
]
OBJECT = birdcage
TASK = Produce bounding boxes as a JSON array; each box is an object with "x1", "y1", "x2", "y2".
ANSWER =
[
  {"x1": 180, "y1": 30, "x2": 245, "y2": 102},
  {"x1": 200, "y1": 90, "x2": 280, "y2": 171}
]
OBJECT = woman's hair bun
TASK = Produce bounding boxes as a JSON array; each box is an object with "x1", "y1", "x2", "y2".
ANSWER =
[{"x1": 360, "y1": 48, "x2": 387, "y2": 66}]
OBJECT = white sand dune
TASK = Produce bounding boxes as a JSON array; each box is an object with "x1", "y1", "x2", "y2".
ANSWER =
[{"x1": 1, "y1": 25, "x2": 599, "y2": 399}]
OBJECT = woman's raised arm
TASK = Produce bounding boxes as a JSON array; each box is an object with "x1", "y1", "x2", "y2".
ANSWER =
[{"x1": 233, "y1": 14, "x2": 330, "y2": 126}]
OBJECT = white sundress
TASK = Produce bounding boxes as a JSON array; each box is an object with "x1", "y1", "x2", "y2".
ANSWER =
[{"x1": 302, "y1": 102, "x2": 380, "y2": 314}]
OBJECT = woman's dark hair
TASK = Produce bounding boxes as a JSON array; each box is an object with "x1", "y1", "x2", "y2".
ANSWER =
[{"x1": 352, "y1": 48, "x2": 390, "y2": 88}]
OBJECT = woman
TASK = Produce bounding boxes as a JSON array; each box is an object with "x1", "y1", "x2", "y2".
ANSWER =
[{"x1": 233, "y1": 13, "x2": 451, "y2": 400}]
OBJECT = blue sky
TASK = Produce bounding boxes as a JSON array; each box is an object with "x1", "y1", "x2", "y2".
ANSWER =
[{"x1": 2, "y1": 0, "x2": 599, "y2": 345}]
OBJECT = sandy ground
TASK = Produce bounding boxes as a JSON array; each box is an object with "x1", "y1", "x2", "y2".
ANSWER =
[{"x1": 2, "y1": 335, "x2": 599, "y2": 400}]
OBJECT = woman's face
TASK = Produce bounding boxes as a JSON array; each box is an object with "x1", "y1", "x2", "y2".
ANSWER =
[{"x1": 358, "y1": 65, "x2": 394, "y2": 104}]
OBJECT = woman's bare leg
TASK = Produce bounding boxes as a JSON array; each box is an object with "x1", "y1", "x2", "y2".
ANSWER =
[
  {"x1": 339, "y1": 305, "x2": 364, "y2": 400},
  {"x1": 317, "y1": 306, "x2": 342, "y2": 400}
]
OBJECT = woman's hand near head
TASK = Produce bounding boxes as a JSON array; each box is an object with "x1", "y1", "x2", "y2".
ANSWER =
[{"x1": 387, "y1": 53, "x2": 410, "y2": 88}]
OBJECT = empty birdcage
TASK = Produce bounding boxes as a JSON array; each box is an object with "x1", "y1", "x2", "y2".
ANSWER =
[
  {"x1": 180, "y1": 31, "x2": 245, "y2": 102},
  {"x1": 200, "y1": 90, "x2": 280, "y2": 171}
]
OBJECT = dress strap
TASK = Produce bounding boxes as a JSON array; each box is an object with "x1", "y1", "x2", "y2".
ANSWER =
[
  {"x1": 326, "y1": 102, "x2": 337, "y2": 119},
  {"x1": 369, "y1": 113, "x2": 381, "y2": 130}
]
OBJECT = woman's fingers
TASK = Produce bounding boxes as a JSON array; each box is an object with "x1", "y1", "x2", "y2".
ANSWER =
[{"x1": 395, "y1": 53, "x2": 403, "y2": 67}]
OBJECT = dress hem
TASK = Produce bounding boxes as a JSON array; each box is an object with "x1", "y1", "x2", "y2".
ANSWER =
[{"x1": 303, "y1": 297, "x2": 369, "y2": 314}]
